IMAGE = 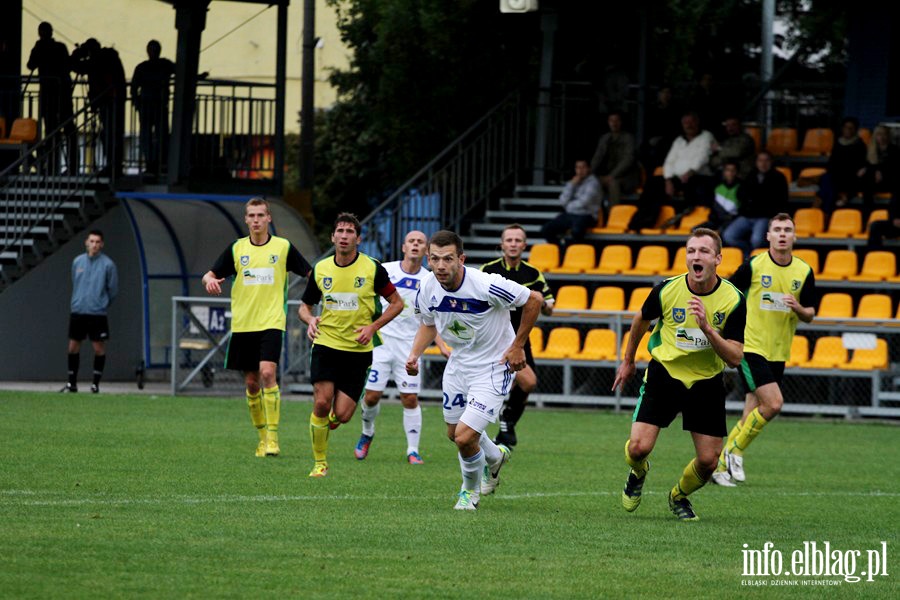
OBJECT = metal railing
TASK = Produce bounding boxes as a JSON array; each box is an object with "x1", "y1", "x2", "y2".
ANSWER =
[{"x1": 359, "y1": 91, "x2": 529, "y2": 262}]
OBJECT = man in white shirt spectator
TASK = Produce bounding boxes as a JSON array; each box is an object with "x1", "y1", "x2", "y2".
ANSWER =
[{"x1": 540, "y1": 159, "x2": 603, "y2": 246}]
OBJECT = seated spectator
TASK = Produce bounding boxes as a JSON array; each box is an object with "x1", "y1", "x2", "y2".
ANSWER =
[
  {"x1": 860, "y1": 125, "x2": 900, "y2": 212},
  {"x1": 709, "y1": 161, "x2": 741, "y2": 230},
  {"x1": 816, "y1": 117, "x2": 867, "y2": 212},
  {"x1": 722, "y1": 151, "x2": 788, "y2": 256},
  {"x1": 541, "y1": 159, "x2": 602, "y2": 246},
  {"x1": 590, "y1": 111, "x2": 639, "y2": 207},
  {"x1": 629, "y1": 111, "x2": 715, "y2": 231},
  {"x1": 867, "y1": 193, "x2": 900, "y2": 249},
  {"x1": 710, "y1": 115, "x2": 755, "y2": 179},
  {"x1": 641, "y1": 85, "x2": 683, "y2": 170}
]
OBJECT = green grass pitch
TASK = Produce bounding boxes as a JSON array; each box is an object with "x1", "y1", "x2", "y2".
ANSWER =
[{"x1": 0, "y1": 390, "x2": 897, "y2": 598}]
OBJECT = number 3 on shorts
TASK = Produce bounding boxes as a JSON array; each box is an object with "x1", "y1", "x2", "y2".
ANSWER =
[{"x1": 368, "y1": 369, "x2": 379, "y2": 383}]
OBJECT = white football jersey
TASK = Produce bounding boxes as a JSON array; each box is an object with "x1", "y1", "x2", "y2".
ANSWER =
[
  {"x1": 416, "y1": 267, "x2": 531, "y2": 371},
  {"x1": 378, "y1": 261, "x2": 428, "y2": 343}
]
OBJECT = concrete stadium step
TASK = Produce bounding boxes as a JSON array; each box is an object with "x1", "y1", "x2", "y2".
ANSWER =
[
  {"x1": 2, "y1": 200, "x2": 82, "y2": 211},
  {"x1": 500, "y1": 197, "x2": 561, "y2": 209},
  {"x1": 484, "y1": 208, "x2": 557, "y2": 223},
  {"x1": 471, "y1": 222, "x2": 544, "y2": 237},
  {"x1": 0, "y1": 225, "x2": 51, "y2": 236},
  {"x1": 0, "y1": 212, "x2": 66, "y2": 222},
  {"x1": 515, "y1": 184, "x2": 565, "y2": 197}
]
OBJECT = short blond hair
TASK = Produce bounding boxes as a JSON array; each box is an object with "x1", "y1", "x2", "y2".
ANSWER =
[
  {"x1": 689, "y1": 227, "x2": 722, "y2": 254},
  {"x1": 245, "y1": 196, "x2": 270, "y2": 215}
]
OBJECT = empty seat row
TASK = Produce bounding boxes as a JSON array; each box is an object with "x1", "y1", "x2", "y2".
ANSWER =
[
  {"x1": 753, "y1": 126, "x2": 874, "y2": 157},
  {"x1": 787, "y1": 335, "x2": 889, "y2": 370},
  {"x1": 793, "y1": 208, "x2": 889, "y2": 239},
  {"x1": 530, "y1": 244, "x2": 745, "y2": 277},
  {"x1": 816, "y1": 293, "x2": 900, "y2": 320}
]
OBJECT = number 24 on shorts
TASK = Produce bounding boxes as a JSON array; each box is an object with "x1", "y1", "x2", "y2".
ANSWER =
[{"x1": 443, "y1": 393, "x2": 466, "y2": 410}]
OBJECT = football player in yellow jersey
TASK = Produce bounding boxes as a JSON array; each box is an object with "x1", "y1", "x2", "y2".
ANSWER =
[
  {"x1": 712, "y1": 213, "x2": 816, "y2": 486},
  {"x1": 202, "y1": 197, "x2": 312, "y2": 458},
  {"x1": 613, "y1": 229, "x2": 746, "y2": 520},
  {"x1": 298, "y1": 213, "x2": 404, "y2": 478}
]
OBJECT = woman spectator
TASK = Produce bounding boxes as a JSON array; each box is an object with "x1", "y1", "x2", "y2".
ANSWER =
[
  {"x1": 816, "y1": 117, "x2": 867, "y2": 212},
  {"x1": 859, "y1": 125, "x2": 899, "y2": 212}
]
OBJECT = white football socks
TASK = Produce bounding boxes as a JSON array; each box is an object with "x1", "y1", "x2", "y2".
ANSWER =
[
  {"x1": 459, "y1": 450, "x2": 485, "y2": 492},
  {"x1": 480, "y1": 432, "x2": 502, "y2": 467},
  {"x1": 403, "y1": 406, "x2": 422, "y2": 454},
  {"x1": 361, "y1": 401, "x2": 380, "y2": 437}
]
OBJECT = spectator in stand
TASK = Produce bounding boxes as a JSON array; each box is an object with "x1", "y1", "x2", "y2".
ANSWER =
[
  {"x1": 709, "y1": 161, "x2": 741, "y2": 230},
  {"x1": 710, "y1": 115, "x2": 756, "y2": 179},
  {"x1": 722, "y1": 151, "x2": 789, "y2": 256},
  {"x1": 859, "y1": 125, "x2": 900, "y2": 213},
  {"x1": 540, "y1": 159, "x2": 602, "y2": 247},
  {"x1": 590, "y1": 111, "x2": 640, "y2": 207},
  {"x1": 690, "y1": 72, "x2": 725, "y2": 138},
  {"x1": 131, "y1": 40, "x2": 176, "y2": 179},
  {"x1": 866, "y1": 194, "x2": 900, "y2": 249},
  {"x1": 641, "y1": 85, "x2": 683, "y2": 170},
  {"x1": 629, "y1": 111, "x2": 715, "y2": 231},
  {"x1": 816, "y1": 117, "x2": 867, "y2": 212}
]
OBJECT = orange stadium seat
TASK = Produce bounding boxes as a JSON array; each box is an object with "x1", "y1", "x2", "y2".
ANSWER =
[
  {"x1": 855, "y1": 294, "x2": 893, "y2": 321},
  {"x1": 792, "y1": 208, "x2": 825, "y2": 237},
  {"x1": 790, "y1": 128, "x2": 834, "y2": 157},
  {"x1": 535, "y1": 327, "x2": 580, "y2": 359},
  {"x1": 751, "y1": 248, "x2": 767, "y2": 257},
  {"x1": 640, "y1": 205, "x2": 676, "y2": 234},
  {"x1": 624, "y1": 245, "x2": 669, "y2": 276},
  {"x1": 818, "y1": 209, "x2": 863, "y2": 238},
  {"x1": 587, "y1": 244, "x2": 632, "y2": 275},
  {"x1": 527, "y1": 243, "x2": 559, "y2": 272},
  {"x1": 853, "y1": 251, "x2": 897, "y2": 281},
  {"x1": 590, "y1": 286, "x2": 626, "y2": 311},
  {"x1": 838, "y1": 338, "x2": 888, "y2": 371},
  {"x1": 817, "y1": 293, "x2": 853, "y2": 319},
  {"x1": 855, "y1": 209, "x2": 889, "y2": 239},
  {"x1": 792, "y1": 248, "x2": 820, "y2": 274},
  {"x1": 766, "y1": 127, "x2": 799, "y2": 156},
  {"x1": 786, "y1": 335, "x2": 809, "y2": 368},
  {"x1": 719, "y1": 247, "x2": 745, "y2": 277},
  {"x1": 550, "y1": 244, "x2": 596, "y2": 274},
  {"x1": 818, "y1": 250, "x2": 857, "y2": 280},
  {"x1": 793, "y1": 167, "x2": 827, "y2": 198},
  {"x1": 669, "y1": 206, "x2": 711, "y2": 234},
  {"x1": 554, "y1": 285, "x2": 589, "y2": 310},
  {"x1": 627, "y1": 287, "x2": 653, "y2": 313},
  {"x1": 744, "y1": 125, "x2": 762, "y2": 152},
  {"x1": 529, "y1": 327, "x2": 544, "y2": 354},
  {"x1": 573, "y1": 328, "x2": 618, "y2": 361},
  {"x1": 858, "y1": 128, "x2": 872, "y2": 146},
  {"x1": 661, "y1": 247, "x2": 688, "y2": 276},
  {"x1": 592, "y1": 204, "x2": 637, "y2": 234},
  {"x1": 776, "y1": 166, "x2": 793, "y2": 186},
  {"x1": 800, "y1": 336, "x2": 847, "y2": 369},
  {"x1": 621, "y1": 331, "x2": 652, "y2": 362}
]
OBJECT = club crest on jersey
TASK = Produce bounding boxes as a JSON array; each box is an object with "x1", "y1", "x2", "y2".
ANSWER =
[
  {"x1": 791, "y1": 279, "x2": 801, "y2": 291},
  {"x1": 449, "y1": 298, "x2": 457, "y2": 308},
  {"x1": 761, "y1": 275, "x2": 772, "y2": 288},
  {"x1": 323, "y1": 277, "x2": 333, "y2": 290},
  {"x1": 713, "y1": 311, "x2": 726, "y2": 327},
  {"x1": 269, "y1": 255, "x2": 278, "y2": 264},
  {"x1": 240, "y1": 255, "x2": 250, "y2": 266},
  {"x1": 354, "y1": 276, "x2": 366, "y2": 288},
  {"x1": 672, "y1": 307, "x2": 686, "y2": 323}
]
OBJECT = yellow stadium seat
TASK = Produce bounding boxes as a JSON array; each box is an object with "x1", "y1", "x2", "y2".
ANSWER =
[
  {"x1": 573, "y1": 328, "x2": 618, "y2": 361},
  {"x1": 590, "y1": 286, "x2": 625, "y2": 311},
  {"x1": 535, "y1": 327, "x2": 581, "y2": 359},
  {"x1": 554, "y1": 285, "x2": 589, "y2": 310},
  {"x1": 789, "y1": 128, "x2": 834, "y2": 157},
  {"x1": 744, "y1": 125, "x2": 762, "y2": 152},
  {"x1": 550, "y1": 244, "x2": 596, "y2": 274},
  {"x1": 818, "y1": 250, "x2": 857, "y2": 280},
  {"x1": 627, "y1": 287, "x2": 653, "y2": 313},
  {"x1": 776, "y1": 166, "x2": 793, "y2": 186},
  {"x1": 529, "y1": 327, "x2": 544, "y2": 354},
  {"x1": 587, "y1": 244, "x2": 632, "y2": 275},
  {"x1": 669, "y1": 206, "x2": 711, "y2": 234},
  {"x1": 856, "y1": 294, "x2": 892, "y2": 322},
  {"x1": 527, "y1": 243, "x2": 559, "y2": 272},
  {"x1": 640, "y1": 205, "x2": 676, "y2": 234},
  {"x1": 792, "y1": 249, "x2": 819, "y2": 274},
  {"x1": 800, "y1": 336, "x2": 847, "y2": 369},
  {"x1": 423, "y1": 344, "x2": 443, "y2": 355},
  {"x1": 766, "y1": 127, "x2": 799, "y2": 156},
  {"x1": 858, "y1": 127, "x2": 872, "y2": 146},
  {"x1": 818, "y1": 208, "x2": 863, "y2": 238},
  {"x1": 793, "y1": 208, "x2": 825, "y2": 237},
  {"x1": 817, "y1": 293, "x2": 853, "y2": 319},
  {"x1": 623, "y1": 245, "x2": 669, "y2": 275},
  {"x1": 838, "y1": 339, "x2": 888, "y2": 371},
  {"x1": 855, "y1": 209, "x2": 889, "y2": 239},
  {"x1": 661, "y1": 247, "x2": 688, "y2": 276},
  {"x1": 750, "y1": 248, "x2": 766, "y2": 257},
  {"x1": 719, "y1": 247, "x2": 745, "y2": 277},
  {"x1": 786, "y1": 335, "x2": 809, "y2": 368},
  {"x1": 853, "y1": 251, "x2": 897, "y2": 281},
  {"x1": 793, "y1": 167, "x2": 827, "y2": 198},
  {"x1": 621, "y1": 331, "x2": 652, "y2": 362},
  {"x1": 592, "y1": 204, "x2": 637, "y2": 233}
]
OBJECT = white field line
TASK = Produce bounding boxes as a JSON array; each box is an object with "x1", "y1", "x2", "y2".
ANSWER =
[{"x1": 1, "y1": 488, "x2": 898, "y2": 508}]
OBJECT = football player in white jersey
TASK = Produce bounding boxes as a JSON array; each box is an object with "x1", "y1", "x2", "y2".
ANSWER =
[
  {"x1": 406, "y1": 230, "x2": 543, "y2": 510},
  {"x1": 356, "y1": 230, "x2": 450, "y2": 464}
]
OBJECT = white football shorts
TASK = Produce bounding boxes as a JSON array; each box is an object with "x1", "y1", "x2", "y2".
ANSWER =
[
  {"x1": 365, "y1": 337, "x2": 421, "y2": 393},
  {"x1": 441, "y1": 360, "x2": 515, "y2": 433}
]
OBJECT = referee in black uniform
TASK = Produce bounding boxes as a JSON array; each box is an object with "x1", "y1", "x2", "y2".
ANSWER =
[{"x1": 481, "y1": 224, "x2": 555, "y2": 448}]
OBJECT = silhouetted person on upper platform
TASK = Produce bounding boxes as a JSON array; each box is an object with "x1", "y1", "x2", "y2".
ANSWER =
[
  {"x1": 71, "y1": 38, "x2": 126, "y2": 177},
  {"x1": 27, "y1": 22, "x2": 77, "y2": 174},
  {"x1": 131, "y1": 40, "x2": 175, "y2": 179}
]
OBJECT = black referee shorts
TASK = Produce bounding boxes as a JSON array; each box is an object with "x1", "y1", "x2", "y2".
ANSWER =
[
  {"x1": 738, "y1": 352, "x2": 785, "y2": 392},
  {"x1": 225, "y1": 329, "x2": 283, "y2": 372},
  {"x1": 68, "y1": 314, "x2": 109, "y2": 342},
  {"x1": 632, "y1": 359, "x2": 727, "y2": 437},
  {"x1": 309, "y1": 344, "x2": 373, "y2": 402}
]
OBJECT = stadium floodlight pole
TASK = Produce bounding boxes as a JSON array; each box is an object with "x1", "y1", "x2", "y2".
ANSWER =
[
  {"x1": 761, "y1": 0, "x2": 775, "y2": 134},
  {"x1": 298, "y1": 0, "x2": 315, "y2": 196}
]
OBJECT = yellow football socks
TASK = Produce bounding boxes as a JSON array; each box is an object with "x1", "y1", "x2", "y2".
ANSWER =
[
  {"x1": 671, "y1": 459, "x2": 706, "y2": 500},
  {"x1": 263, "y1": 385, "x2": 281, "y2": 443},
  {"x1": 730, "y1": 408, "x2": 769, "y2": 457},
  {"x1": 716, "y1": 422, "x2": 742, "y2": 472},
  {"x1": 624, "y1": 439, "x2": 649, "y2": 478},
  {"x1": 246, "y1": 389, "x2": 266, "y2": 442},
  {"x1": 310, "y1": 413, "x2": 330, "y2": 463}
]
